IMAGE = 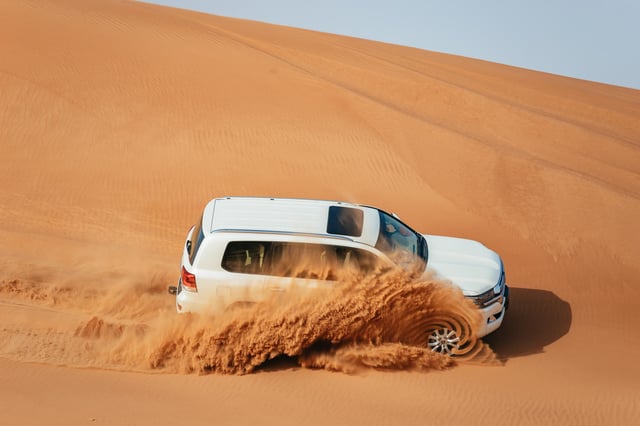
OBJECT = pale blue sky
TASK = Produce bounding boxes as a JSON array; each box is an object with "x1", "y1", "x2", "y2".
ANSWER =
[{"x1": 144, "y1": 0, "x2": 640, "y2": 89}]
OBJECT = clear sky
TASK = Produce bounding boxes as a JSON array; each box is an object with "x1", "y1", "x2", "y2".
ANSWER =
[{"x1": 144, "y1": 0, "x2": 640, "y2": 89}]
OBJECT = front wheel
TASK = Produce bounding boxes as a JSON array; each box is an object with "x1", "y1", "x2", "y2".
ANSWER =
[
  {"x1": 425, "y1": 315, "x2": 477, "y2": 357},
  {"x1": 427, "y1": 327, "x2": 460, "y2": 355}
]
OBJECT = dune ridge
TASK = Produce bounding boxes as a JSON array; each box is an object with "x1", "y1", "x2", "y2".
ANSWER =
[{"x1": 1, "y1": 0, "x2": 639, "y2": 424}]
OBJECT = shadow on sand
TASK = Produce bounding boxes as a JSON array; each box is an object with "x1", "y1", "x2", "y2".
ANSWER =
[
  {"x1": 483, "y1": 287, "x2": 572, "y2": 360},
  {"x1": 255, "y1": 355, "x2": 300, "y2": 373}
]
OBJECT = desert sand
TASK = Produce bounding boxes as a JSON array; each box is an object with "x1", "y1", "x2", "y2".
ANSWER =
[{"x1": 1, "y1": 0, "x2": 639, "y2": 424}]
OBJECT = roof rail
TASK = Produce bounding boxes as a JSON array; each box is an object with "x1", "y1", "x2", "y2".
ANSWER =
[{"x1": 211, "y1": 228, "x2": 357, "y2": 243}]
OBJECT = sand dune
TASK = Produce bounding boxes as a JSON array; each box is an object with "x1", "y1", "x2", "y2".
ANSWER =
[{"x1": 1, "y1": 0, "x2": 639, "y2": 424}]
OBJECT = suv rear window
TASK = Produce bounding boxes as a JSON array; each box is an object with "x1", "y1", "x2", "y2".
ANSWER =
[
  {"x1": 188, "y1": 214, "x2": 205, "y2": 265},
  {"x1": 326, "y1": 206, "x2": 363, "y2": 237},
  {"x1": 221, "y1": 241, "x2": 378, "y2": 280}
]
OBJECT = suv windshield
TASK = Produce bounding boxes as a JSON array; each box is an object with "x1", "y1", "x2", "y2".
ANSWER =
[{"x1": 375, "y1": 210, "x2": 427, "y2": 273}]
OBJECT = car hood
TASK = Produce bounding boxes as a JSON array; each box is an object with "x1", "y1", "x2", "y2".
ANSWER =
[{"x1": 421, "y1": 234, "x2": 503, "y2": 295}]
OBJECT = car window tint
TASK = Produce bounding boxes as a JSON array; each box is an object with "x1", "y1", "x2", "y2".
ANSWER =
[
  {"x1": 326, "y1": 206, "x2": 364, "y2": 237},
  {"x1": 221, "y1": 241, "x2": 378, "y2": 279},
  {"x1": 189, "y1": 214, "x2": 205, "y2": 265},
  {"x1": 221, "y1": 241, "x2": 268, "y2": 274}
]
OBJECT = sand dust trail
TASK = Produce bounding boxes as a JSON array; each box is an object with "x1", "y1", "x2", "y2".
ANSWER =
[{"x1": 0, "y1": 263, "x2": 495, "y2": 375}]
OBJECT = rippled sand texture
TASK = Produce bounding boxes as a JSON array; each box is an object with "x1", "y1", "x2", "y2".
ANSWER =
[{"x1": 1, "y1": 0, "x2": 639, "y2": 425}]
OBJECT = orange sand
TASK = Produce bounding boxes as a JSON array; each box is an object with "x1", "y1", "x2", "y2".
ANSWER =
[{"x1": 1, "y1": 0, "x2": 639, "y2": 424}]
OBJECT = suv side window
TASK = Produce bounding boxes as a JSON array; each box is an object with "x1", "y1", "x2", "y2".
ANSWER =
[
  {"x1": 221, "y1": 241, "x2": 379, "y2": 279},
  {"x1": 221, "y1": 241, "x2": 268, "y2": 275}
]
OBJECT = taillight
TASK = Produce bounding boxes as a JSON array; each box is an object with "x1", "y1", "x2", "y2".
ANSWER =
[{"x1": 181, "y1": 266, "x2": 197, "y2": 292}]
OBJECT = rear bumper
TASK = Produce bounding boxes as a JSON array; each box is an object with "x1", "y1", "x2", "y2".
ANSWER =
[{"x1": 173, "y1": 278, "x2": 210, "y2": 313}]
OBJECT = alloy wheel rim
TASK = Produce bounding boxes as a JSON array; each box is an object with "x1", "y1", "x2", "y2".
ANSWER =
[{"x1": 427, "y1": 327, "x2": 460, "y2": 355}]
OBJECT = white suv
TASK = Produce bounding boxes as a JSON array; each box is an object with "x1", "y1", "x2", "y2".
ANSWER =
[{"x1": 170, "y1": 197, "x2": 509, "y2": 353}]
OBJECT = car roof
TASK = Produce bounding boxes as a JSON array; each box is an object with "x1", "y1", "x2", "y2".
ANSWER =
[{"x1": 202, "y1": 197, "x2": 381, "y2": 247}]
